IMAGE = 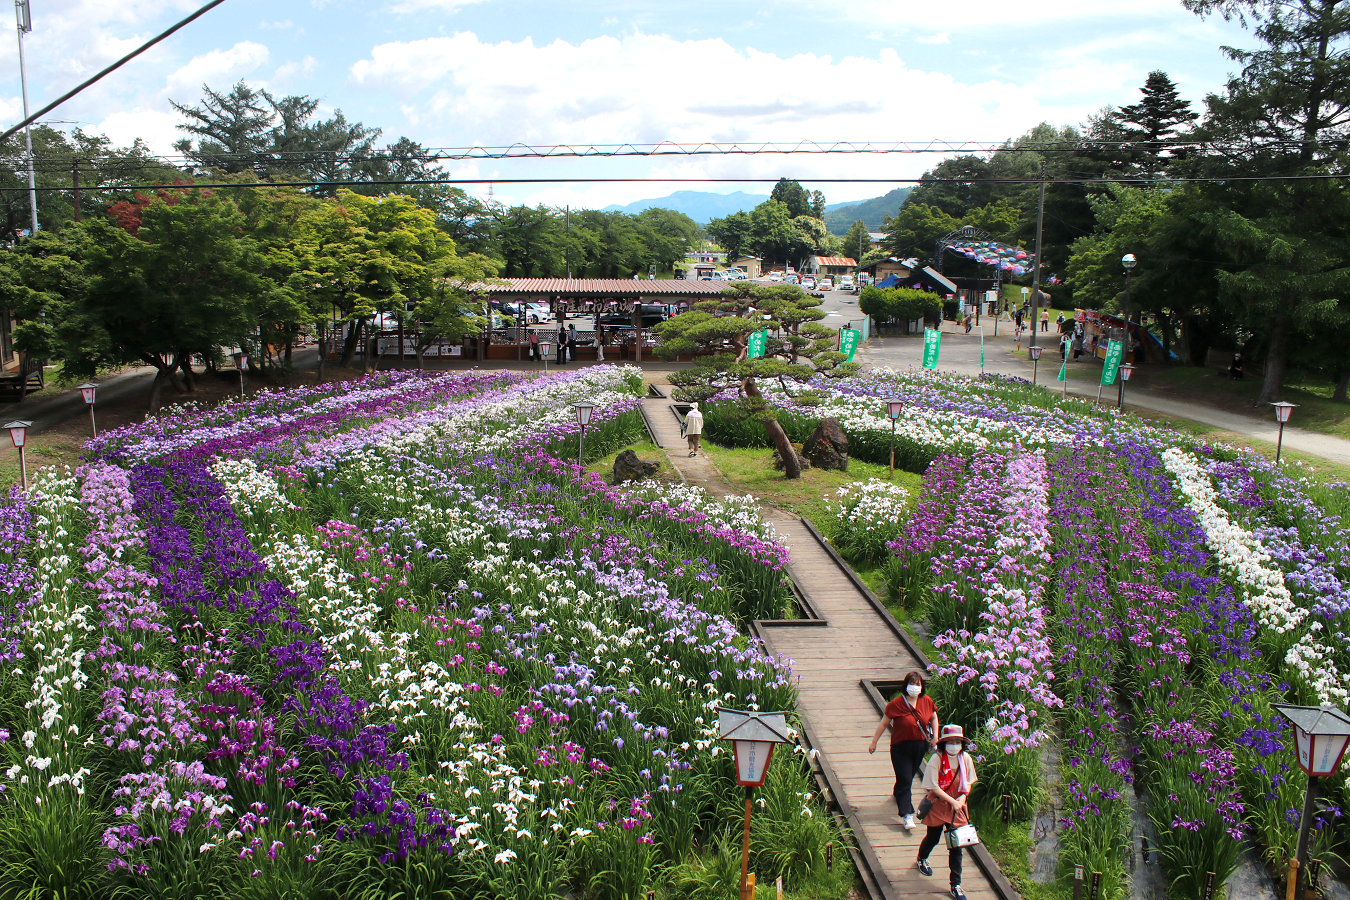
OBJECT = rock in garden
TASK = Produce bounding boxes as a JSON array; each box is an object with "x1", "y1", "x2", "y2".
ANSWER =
[
  {"x1": 613, "y1": 449, "x2": 660, "y2": 482},
  {"x1": 804, "y1": 418, "x2": 849, "y2": 471},
  {"x1": 772, "y1": 442, "x2": 811, "y2": 472}
]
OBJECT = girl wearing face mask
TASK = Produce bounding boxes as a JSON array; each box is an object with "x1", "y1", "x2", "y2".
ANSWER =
[
  {"x1": 867, "y1": 671, "x2": 939, "y2": 831},
  {"x1": 916, "y1": 724, "x2": 979, "y2": 900}
]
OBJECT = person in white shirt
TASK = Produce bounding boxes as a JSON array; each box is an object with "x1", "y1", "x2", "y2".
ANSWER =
[{"x1": 682, "y1": 402, "x2": 704, "y2": 456}]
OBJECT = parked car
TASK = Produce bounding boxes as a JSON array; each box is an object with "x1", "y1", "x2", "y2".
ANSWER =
[
  {"x1": 838, "y1": 275, "x2": 855, "y2": 291},
  {"x1": 801, "y1": 276, "x2": 817, "y2": 289},
  {"x1": 767, "y1": 272, "x2": 784, "y2": 282},
  {"x1": 597, "y1": 304, "x2": 670, "y2": 329},
  {"x1": 818, "y1": 277, "x2": 834, "y2": 291}
]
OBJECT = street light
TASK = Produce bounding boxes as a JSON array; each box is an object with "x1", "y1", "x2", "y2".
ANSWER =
[
  {"x1": 78, "y1": 382, "x2": 97, "y2": 437},
  {"x1": 1273, "y1": 704, "x2": 1350, "y2": 898},
  {"x1": 1272, "y1": 401, "x2": 1298, "y2": 463},
  {"x1": 1120, "y1": 254, "x2": 1137, "y2": 409},
  {"x1": 5, "y1": 420, "x2": 32, "y2": 490},
  {"x1": 886, "y1": 398, "x2": 904, "y2": 477},
  {"x1": 719, "y1": 708, "x2": 791, "y2": 900},
  {"x1": 231, "y1": 351, "x2": 248, "y2": 400},
  {"x1": 1118, "y1": 363, "x2": 1135, "y2": 411},
  {"x1": 1028, "y1": 344, "x2": 1043, "y2": 386},
  {"x1": 573, "y1": 401, "x2": 595, "y2": 465}
]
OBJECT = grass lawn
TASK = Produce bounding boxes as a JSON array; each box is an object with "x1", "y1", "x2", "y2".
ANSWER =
[
  {"x1": 583, "y1": 439, "x2": 680, "y2": 484},
  {"x1": 1151, "y1": 365, "x2": 1350, "y2": 439}
]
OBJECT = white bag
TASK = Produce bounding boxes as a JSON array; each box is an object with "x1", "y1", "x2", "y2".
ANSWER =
[{"x1": 946, "y1": 824, "x2": 980, "y2": 849}]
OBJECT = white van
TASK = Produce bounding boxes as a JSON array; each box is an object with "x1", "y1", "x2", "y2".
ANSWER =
[{"x1": 839, "y1": 275, "x2": 855, "y2": 291}]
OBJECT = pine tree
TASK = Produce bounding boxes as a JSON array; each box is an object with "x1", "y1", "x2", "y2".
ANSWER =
[{"x1": 1113, "y1": 71, "x2": 1198, "y2": 175}]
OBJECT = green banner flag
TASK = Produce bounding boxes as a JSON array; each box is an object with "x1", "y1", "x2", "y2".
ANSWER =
[
  {"x1": 839, "y1": 328, "x2": 860, "y2": 362},
  {"x1": 1100, "y1": 339, "x2": 1123, "y2": 386},
  {"x1": 922, "y1": 328, "x2": 941, "y2": 369},
  {"x1": 747, "y1": 329, "x2": 767, "y2": 360},
  {"x1": 979, "y1": 330, "x2": 985, "y2": 369},
  {"x1": 1057, "y1": 356, "x2": 1067, "y2": 382}
]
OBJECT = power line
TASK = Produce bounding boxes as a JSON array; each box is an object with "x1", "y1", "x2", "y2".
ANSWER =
[
  {"x1": 5, "y1": 172, "x2": 1350, "y2": 194},
  {"x1": 0, "y1": 0, "x2": 231, "y2": 146}
]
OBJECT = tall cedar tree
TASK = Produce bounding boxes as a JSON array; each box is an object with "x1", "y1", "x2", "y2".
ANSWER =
[
  {"x1": 1184, "y1": 0, "x2": 1350, "y2": 404},
  {"x1": 1113, "y1": 71, "x2": 1200, "y2": 176},
  {"x1": 656, "y1": 282, "x2": 855, "y2": 479}
]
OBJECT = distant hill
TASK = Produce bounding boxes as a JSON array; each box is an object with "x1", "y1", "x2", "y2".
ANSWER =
[
  {"x1": 824, "y1": 187, "x2": 914, "y2": 234},
  {"x1": 602, "y1": 190, "x2": 769, "y2": 223}
]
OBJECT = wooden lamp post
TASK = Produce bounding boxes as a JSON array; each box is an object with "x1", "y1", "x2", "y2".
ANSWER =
[
  {"x1": 1272, "y1": 401, "x2": 1297, "y2": 463},
  {"x1": 719, "y1": 708, "x2": 791, "y2": 900},
  {"x1": 5, "y1": 421, "x2": 32, "y2": 490},
  {"x1": 1272, "y1": 704, "x2": 1350, "y2": 900},
  {"x1": 573, "y1": 401, "x2": 594, "y2": 465},
  {"x1": 1028, "y1": 344, "x2": 1042, "y2": 386},
  {"x1": 78, "y1": 382, "x2": 97, "y2": 437},
  {"x1": 886, "y1": 398, "x2": 903, "y2": 477}
]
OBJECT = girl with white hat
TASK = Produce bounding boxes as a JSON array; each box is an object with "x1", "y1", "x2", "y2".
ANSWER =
[{"x1": 916, "y1": 723, "x2": 978, "y2": 900}]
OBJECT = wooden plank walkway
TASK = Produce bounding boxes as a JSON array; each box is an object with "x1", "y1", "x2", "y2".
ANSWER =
[{"x1": 640, "y1": 386, "x2": 1016, "y2": 900}]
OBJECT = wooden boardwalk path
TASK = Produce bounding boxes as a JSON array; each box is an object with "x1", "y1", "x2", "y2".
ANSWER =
[{"x1": 640, "y1": 387, "x2": 1017, "y2": 900}]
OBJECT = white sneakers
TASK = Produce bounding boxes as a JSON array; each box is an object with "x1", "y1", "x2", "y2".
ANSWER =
[{"x1": 903, "y1": 814, "x2": 916, "y2": 830}]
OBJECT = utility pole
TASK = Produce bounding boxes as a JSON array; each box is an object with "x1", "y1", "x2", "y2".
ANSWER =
[
  {"x1": 1028, "y1": 162, "x2": 1047, "y2": 351},
  {"x1": 15, "y1": 0, "x2": 38, "y2": 236},
  {"x1": 566, "y1": 205, "x2": 572, "y2": 279},
  {"x1": 71, "y1": 158, "x2": 80, "y2": 222}
]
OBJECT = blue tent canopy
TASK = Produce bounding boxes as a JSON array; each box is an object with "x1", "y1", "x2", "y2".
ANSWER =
[{"x1": 875, "y1": 274, "x2": 903, "y2": 289}]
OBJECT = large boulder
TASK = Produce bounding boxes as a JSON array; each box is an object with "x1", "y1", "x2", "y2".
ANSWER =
[
  {"x1": 613, "y1": 449, "x2": 660, "y2": 483},
  {"x1": 803, "y1": 418, "x2": 849, "y2": 471}
]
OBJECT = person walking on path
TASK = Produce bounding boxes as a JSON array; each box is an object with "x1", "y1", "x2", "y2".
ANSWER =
[
  {"x1": 1041, "y1": 309, "x2": 1050, "y2": 332},
  {"x1": 595, "y1": 325, "x2": 605, "y2": 362},
  {"x1": 868, "y1": 671, "x2": 938, "y2": 830},
  {"x1": 682, "y1": 402, "x2": 704, "y2": 456},
  {"x1": 916, "y1": 724, "x2": 979, "y2": 900},
  {"x1": 529, "y1": 329, "x2": 540, "y2": 360}
]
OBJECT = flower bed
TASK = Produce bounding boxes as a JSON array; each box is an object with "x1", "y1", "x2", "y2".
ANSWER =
[{"x1": 0, "y1": 366, "x2": 844, "y2": 899}]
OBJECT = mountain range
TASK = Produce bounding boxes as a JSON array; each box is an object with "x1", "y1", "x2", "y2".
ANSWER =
[{"x1": 600, "y1": 186, "x2": 913, "y2": 234}]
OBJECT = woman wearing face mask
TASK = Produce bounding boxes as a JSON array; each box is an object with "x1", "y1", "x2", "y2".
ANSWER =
[
  {"x1": 867, "y1": 671, "x2": 938, "y2": 830},
  {"x1": 916, "y1": 724, "x2": 978, "y2": 900}
]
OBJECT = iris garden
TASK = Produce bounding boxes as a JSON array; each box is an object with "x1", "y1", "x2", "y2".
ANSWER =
[{"x1": 0, "y1": 361, "x2": 1346, "y2": 899}]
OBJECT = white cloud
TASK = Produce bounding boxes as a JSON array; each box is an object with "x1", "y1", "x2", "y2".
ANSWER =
[
  {"x1": 259, "y1": 20, "x2": 294, "y2": 30},
  {"x1": 273, "y1": 56, "x2": 319, "y2": 86},
  {"x1": 916, "y1": 33, "x2": 950, "y2": 45},
  {"x1": 349, "y1": 33, "x2": 1085, "y2": 148},
  {"x1": 165, "y1": 41, "x2": 270, "y2": 99},
  {"x1": 96, "y1": 108, "x2": 180, "y2": 154}
]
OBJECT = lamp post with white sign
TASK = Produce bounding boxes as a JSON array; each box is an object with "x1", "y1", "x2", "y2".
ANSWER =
[
  {"x1": 1272, "y1": 401, "x2": 1297, "y2": 463},
  {"x1": 719, "y1": 708, "x2": 791, "y2": 900},
  {"x1": 1273, "y1": 703, "x2": 1350, "y2": 899},
  {"x1": 79, "y1": 382, "x2": 97, "y2": 437},
  {"x1": 5, "y1": 421, "x2": 32, "y2": 490},
  {"x1": 886, "y1": 398, "x2": 903, "y2": 478}
]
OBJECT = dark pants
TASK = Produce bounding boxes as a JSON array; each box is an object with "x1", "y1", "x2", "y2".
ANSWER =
[
  {"x1": 918, "y1": 823, "x2": 963, "y2": 888},
  {"x1": 889, "y1": 741, "x2": 927, "y2": 816},
  {"x1": 557, "y1": 343, "x2": 566, "y2": 365}
]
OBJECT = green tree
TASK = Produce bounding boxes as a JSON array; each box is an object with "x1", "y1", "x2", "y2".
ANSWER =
[
  {"x1": 1113, "y1": 71, "x2": 1199, "y2": 176},
  {"x1": 8, "y1": 190, "x2": 268, "y2": 409},
  {"x1": 769, "y1": 178, "x2": 812, "y2": 217},
  {"x1": 705, "y1": 211, "x2": 753, "y2": 260},
  {"x1": 1182, "y1": 0, "x2": 1350, "y2": 404},
  {"x1": 881, "y1": 203, "x2": 960, "y2": 262},
  {"x1": 294, "y1": 190, "x2": 454, "y2": 367},
  {"x1": 809, "y1": 189, "x2": 827, "y2": 219},
  {"x1": 655, "y1": 282, "x2": 855, "y2": 479},
  {"x1": 411, "y1": 253, "x2": 501, "y2": 368},
  {"x1": 841, "y1": 219, "x2": 872, "y2": 262},
  {"x1": 858, "y1": 286, "x2": 942, "y2": 323}
]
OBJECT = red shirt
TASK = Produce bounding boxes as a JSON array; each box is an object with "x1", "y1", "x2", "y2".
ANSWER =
[{"x1": 884, "y1": 694, "x2": 936, "y2": 745}]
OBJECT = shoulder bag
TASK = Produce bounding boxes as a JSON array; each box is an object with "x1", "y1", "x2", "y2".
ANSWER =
[
  {"x1": 946, "y1": 823, "x2": 980, "y2": 849},
  {"x1": 903, "y1": 697, "x2": 934, "y2": 743}
]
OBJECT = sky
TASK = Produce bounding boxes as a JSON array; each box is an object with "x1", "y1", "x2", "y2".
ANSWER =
[{"x1": 0, "y1": 0, "x2": 1257, "y2": 209}]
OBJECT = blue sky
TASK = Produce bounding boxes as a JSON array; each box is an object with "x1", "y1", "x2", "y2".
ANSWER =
[{"x1": 0, "y1": 0, "x2": 1255, "y2": 209}]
